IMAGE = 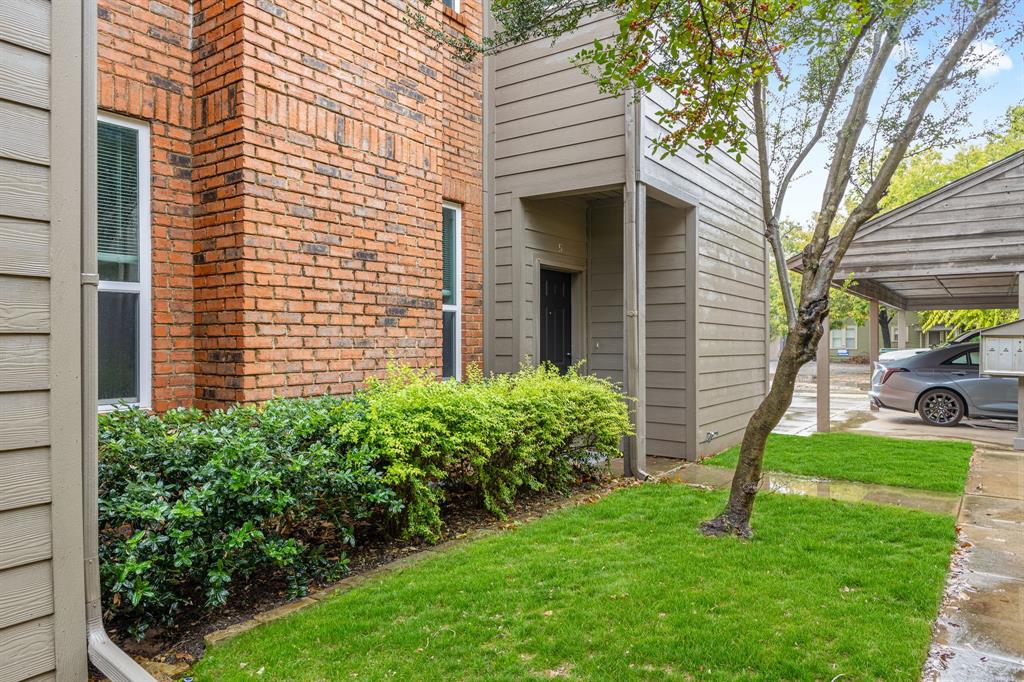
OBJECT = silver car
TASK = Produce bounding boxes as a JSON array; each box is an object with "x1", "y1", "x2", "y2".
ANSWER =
[{"x1": 869, "y1": 342, "x2": 1019, "y2": 427}]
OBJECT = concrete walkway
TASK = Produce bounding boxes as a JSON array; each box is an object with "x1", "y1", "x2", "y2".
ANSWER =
[{"x1": 926, "y1": 445, "x2": 1024, "y2": 680}]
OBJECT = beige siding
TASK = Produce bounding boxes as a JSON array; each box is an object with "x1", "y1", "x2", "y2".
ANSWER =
[
  {"x1": 644, "y1": 199, "x2": 689, "y2": 457},
  {"x1": 0, "y1": 616, "x2": 56, "y2": 681},
  {"x1": 587, "y1": 199, "x2": 693, "y2": 458},
  {"x1": 485, "y1": 18, "x2": 767, "y2": 458},
  {"x1": 1, "y1": 0, "x2": 87, "y2": 676},
  {"x1": 488, "y1": 14, "x2": 625, "y2": 373},
  {"x1": 520, "y1": 197, "x2": 588, "y2": 361},
  {"x1": 492, "y1": 14, "x2": 625, "y2": 195},
  {"x1": 587, "y1": 202, "x2": 624, "y2": 383},
  {"x1": 639, "y1": 89, "x2": 767, "y2": 456}
]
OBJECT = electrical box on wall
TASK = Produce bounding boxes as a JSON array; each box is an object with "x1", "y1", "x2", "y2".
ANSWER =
[{"x1": 980, "y1": 320, "x2": 1024, "y2": 377}]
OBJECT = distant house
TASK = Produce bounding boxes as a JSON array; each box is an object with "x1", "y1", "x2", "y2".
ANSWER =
[
  {"x1": 825, "y1": 312, "x2": 949, "y2": 362},
  {"x1": 769, "y1": 312, "x2": 947, "y2": 362}
]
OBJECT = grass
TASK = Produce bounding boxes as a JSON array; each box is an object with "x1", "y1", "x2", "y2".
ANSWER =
[
  {"x1": 193, "y1": 485, "x2": 955, "y2": 681},
  {"x1": 705, "y1": 432, "x2": 972, "y2": 493}
]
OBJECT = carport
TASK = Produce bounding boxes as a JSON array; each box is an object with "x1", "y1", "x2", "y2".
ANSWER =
[{"x1": 790, "y1": 150, "x2": 1024, "y2": 448}]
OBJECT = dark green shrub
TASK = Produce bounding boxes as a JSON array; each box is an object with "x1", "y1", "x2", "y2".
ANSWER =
[
  {"x1": 98, "y1": 364, "x2": 630, "y2": 637},
  {"x1": 98, "y1": 397, "x2": 400, "y2": 639}
]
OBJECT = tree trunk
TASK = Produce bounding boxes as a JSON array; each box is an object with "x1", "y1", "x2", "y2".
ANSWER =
[
  {"x1": 879, "y1": 309, "x2": 892, "y2": 348},
  {"x1": 700, "y1": 302, "x2": 827, "y2": 538}
]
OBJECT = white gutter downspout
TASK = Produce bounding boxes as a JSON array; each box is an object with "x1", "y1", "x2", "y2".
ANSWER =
[{"x1": 81, "y1": 0, "x2": 157, "y2": 677}]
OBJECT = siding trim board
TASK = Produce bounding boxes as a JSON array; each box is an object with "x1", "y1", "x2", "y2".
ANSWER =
[{"x1": 48, "y1": 0, "x2": 88, "y2": 673}]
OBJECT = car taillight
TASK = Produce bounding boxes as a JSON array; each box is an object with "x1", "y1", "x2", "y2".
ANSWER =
[{"x1": 880, "y1": 367, "x2": 907, "y2": 384}]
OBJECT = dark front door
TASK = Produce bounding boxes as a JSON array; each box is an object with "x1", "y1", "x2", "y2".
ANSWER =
[{"x1": 540, "y1": 269, "x2": 572, "y2": 373}]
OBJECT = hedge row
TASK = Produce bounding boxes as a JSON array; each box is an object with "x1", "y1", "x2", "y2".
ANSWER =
[{"x1": 98, "y1": 365, "x2": 631, "y2": 637}]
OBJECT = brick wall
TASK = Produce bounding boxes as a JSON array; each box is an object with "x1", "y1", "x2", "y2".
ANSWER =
[
  {"x1": 98, "y1": 0, "x2": 195, "y2": 411},
  {"x1": 97, "y1": 0, "x2": 484, "y2": 409}
]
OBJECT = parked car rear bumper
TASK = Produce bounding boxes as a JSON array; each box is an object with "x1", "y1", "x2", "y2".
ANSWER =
[{"x1": 869, "y1": 380, "x2": 918, "y2": 414}]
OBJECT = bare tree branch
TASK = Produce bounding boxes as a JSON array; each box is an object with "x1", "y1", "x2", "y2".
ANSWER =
[
  {"x1": 754, "y1": 79, "x2": 798, "y2": 328},
  {"x1": 772, "y1": 14, "x2": 877, "y2": 220},
  {"x1": 825, "y1": 0, "x2": 1004, "y2": 283},
  {"x1": 801, "y1": 19, "x2": 903, "y2": 300}
]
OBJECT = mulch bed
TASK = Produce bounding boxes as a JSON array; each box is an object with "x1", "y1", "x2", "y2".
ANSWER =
[{"x1": 93, "y1": 473, "x2": 636, "y2": 679}]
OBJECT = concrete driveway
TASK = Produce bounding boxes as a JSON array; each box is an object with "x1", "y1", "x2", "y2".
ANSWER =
[{"x1": 774, "y1": 361, "x2": 1018, "y2": 450}]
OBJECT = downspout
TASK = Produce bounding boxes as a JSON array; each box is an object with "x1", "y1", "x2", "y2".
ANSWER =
[{"x1": 81, "y1": 0, "x2": 157, "y2": 677}]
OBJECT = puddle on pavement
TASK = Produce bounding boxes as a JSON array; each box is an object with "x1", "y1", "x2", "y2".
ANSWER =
[
  {"x1": 669, "y1": 465, "x2": 961, "y2": 515},
  {"x1": 937, "y1": 574, "x2": 1024, "y2": 661}
]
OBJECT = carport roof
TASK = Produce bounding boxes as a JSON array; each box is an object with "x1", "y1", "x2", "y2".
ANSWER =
[{"x1": 789, "y1": 149, "x2": 1024, "y2": 310}]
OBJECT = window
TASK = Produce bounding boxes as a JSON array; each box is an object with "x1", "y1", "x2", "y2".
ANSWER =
[
  {"x1": 441, "y1": 203, "x2": 461, "y2": 379},
  {"x1": 829, "y1": 321, "x2": 858, "y2": 350},
  {"x1": 927, "y1": 329, "x2": 948, "y2": 347},
  {"x1": 947, "y1": 350, "x2": 979, "y2": 366},
  {"x1": 97, "y1": 115, "x2": 151, "y2": 408},
  {"x1": 442, "y1": 0, "x2": 459, "y2": 11}
]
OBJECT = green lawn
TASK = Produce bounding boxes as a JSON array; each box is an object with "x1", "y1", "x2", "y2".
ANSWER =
[
  {"x1": 193, "y1": 485, "x2": 955, "y2": 681},
  {"x1": 705, "y1": 432, "x2": 972, "y2": 493}
]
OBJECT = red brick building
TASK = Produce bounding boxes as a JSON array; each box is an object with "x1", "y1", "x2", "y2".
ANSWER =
[{"x1": 96, "y1": 0, "x2": 483, "y2": 410}]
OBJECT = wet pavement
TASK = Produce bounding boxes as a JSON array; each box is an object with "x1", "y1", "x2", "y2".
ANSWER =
[
  {"x1": 928, "y1": 445, "x2": 1024, "y2": 681},
  {"x1": 855, "y1": 411, "x2": 1018, "y2": 451},
  {"x1": 668, "y1": 464, "x2": 962, "y2": 515},
  {"x1": 773, "y1": 363, "x2": 874, "y2": 435}
]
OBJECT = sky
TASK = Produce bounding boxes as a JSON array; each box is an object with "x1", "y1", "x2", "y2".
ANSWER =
[{"x1": 779, "y1": 18, "x2": 1024, "y2": 224}]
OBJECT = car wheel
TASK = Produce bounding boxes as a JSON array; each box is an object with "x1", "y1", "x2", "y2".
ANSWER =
[{"x1": 918, "y1": 389, "x2": 965, "y2": 427}]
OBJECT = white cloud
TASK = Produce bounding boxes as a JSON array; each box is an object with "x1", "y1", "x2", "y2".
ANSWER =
[{"x1": 966, "y1": 40, "x2": 1013, "y2": 78}]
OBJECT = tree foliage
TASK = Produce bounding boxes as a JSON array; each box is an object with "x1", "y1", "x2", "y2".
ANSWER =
[
  {"x1": 919, "y1": 308, "x2": 1019, "y2": 335},
  {"x1": 409, "y1": 0, "x2": 798, "y2": 161},
  {"x1": 709, "y1": 0, "x2": 1020, "y2": 537}
]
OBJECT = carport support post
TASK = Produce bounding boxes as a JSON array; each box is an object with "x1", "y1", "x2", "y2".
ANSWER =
[
  {"x1": 872, "y1": 301, "x2": 880, "y2": 409},
  {"x1": 869, "y1": 300, "x2": 880, "y2": 411},
  {"x1": 817, "y1": 315, "x2": 830, "y2": 433},
  {"x1": 896, "y1": 309, "x2": 908, "y2": 349},
  {"x1": 1016, "y1": 272, "x2": 1024, "y2": 451}
]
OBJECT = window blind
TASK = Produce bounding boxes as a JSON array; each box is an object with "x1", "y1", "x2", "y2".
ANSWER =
[
  {"x1": 98, "y1": 121, "x2": 140, "y2": 282},
  {"x1": 442, "y1": 206, "x2": 456, "y2": 306}
]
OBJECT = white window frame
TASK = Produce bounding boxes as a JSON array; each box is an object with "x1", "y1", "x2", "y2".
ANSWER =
[
  {"x1": 845, "y1": 323, "x2": 857, "y2": 350},
  {"x1": 829, "y1": 328, "x2": 843, "y2": 350},
  {"x1": 442, "y1": 202, "x2": 462, "y2": 380},
  {"x1": 97, "y1": 112, "x2": 152, "y2": 411},
  {"x1": 442, "y1": 0, "x2": 460, "y2": 12},
  {"x1": 829, "y1": 321, "x2": 859, "y2": 350}
]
